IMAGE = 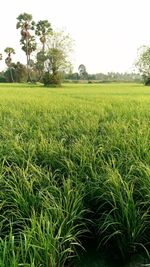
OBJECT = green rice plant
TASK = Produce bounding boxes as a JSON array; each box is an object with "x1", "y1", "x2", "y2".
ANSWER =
[
  {"x1": 0, "y1": 173, "x2": 86, "y2": 266},
  {"x1": 0, "y1": 165, "x2": 44, "y2": 235},
  {"x1": 0, "y1": 233, "x2": 36, "y2": 267},
  {"x1": 1, "y1": 83, "x2": 150, "y2": 266},
  {"x1": 28, "y1": 178, "x2": 86, "y2": 266},
  {"x1": 97, "y1": 168, "x2": 150, "y2": 260},
  {"x1": 0, "y1": 234, "x2": 18, "y2": 267}
]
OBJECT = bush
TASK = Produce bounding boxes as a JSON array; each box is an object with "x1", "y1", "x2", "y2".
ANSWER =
[
  {"x1": 0, "y1": 76, "x2": 7, "y2": 83},
  {"x1": 43, "y1": 72, "x2": 61, "y2": 86},
  {"x1": 142, "y1": 75, "x2": 150, "y2": 85}
]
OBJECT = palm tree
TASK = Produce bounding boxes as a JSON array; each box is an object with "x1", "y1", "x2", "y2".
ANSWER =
[
  {"x1": 36, "y1": 20, "x2": 52, "y2": 52},
  {"x1": 4, "y1": 47, "x2": 15, "y2": 82},
  {"x1": 16, "y1": 13, "x2": 36, "y2": 82}
]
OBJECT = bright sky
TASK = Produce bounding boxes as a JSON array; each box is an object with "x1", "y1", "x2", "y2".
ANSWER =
[{"x1": 1, "y1": 0, "x2": 150, "y2": 73}]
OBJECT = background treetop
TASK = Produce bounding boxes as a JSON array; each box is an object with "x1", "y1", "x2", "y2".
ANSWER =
[
  {"x1": 16, "y1": 13, "x2": 35, "y2": 30},
  {"x1": 35, "y1": 20, "x2": 52, "y2": 37}
]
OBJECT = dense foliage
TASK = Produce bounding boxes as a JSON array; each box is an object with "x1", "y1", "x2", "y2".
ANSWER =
[{"x1": 135, "y1": 46, "x2": 150, "y2": 85}]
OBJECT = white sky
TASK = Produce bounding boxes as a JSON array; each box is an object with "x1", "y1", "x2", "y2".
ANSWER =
[{"x1": 1, "y1": 0, "x2": 150, "y2": 73}]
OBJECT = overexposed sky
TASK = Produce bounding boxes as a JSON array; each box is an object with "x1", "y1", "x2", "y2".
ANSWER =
[{"x1": 1, "y1": 0, "x2": 150, "y2": 73}]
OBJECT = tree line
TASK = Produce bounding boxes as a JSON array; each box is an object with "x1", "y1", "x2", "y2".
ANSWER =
[
  {"x1": 0, "y1": 13, "x2": 73, "y2": 85},
  {"x1": 0, "y1": 12, "x2": 148, "y2": 85},
  {"x1": 66, "y1": 64, "x2": 141, "y2": 83}
]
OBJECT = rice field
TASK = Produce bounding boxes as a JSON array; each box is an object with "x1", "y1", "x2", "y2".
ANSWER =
[{"x1": 1, "y1": 83, "x2": 150, "y2": 266}]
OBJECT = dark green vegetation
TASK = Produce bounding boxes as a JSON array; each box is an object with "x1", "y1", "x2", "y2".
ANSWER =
[
  {"x1": 1, "y1": 83, "x2": 150, "y2": 266},
  {"x1": 136, "y1": 46, "x2": 150, "y2": 85}
]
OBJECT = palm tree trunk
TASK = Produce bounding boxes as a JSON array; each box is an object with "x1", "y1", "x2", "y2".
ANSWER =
[{"x1": 26, "y1": 37, "x2": 31, "y2": 82}]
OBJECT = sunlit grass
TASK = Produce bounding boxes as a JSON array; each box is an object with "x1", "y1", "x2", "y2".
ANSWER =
[{"x1": 1, "y1": 83, "x2": 150, "y2": 266}]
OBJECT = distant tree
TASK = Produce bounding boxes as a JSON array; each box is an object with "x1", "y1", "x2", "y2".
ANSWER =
[
  {"x1": 88, "y1": 74, "x2": 96, "y2": 80},
  {"x1": 11, "y1": 62, "x2": 27, "y2": 82},
  {"x1": 16, "y1": 13, "x2": 36, "y2": 82},
  {"x1": 65, "y1": 72, "x2": 80, "y2": 80},
  {"x1": 43, "y1": 30, "x2": 73, "y2": 85},
  {"x1": 35, "y1": 51, "x2": 46, "y2": 81},
  {"x1": 135, "y1": 46, "x2": 150, "y2": 85},
  {"x1": 0, "y1": 53, "x2": 3, "y2": 81},
  {"x1": 78, "y1": 64, "x2": 88, "y2": 79},
  {"x1": 0, "y1": 72, "x2": 6, "y2": 83},
  {"x1": 4, "y1": 47, "x2": 15, "y2": 82}
]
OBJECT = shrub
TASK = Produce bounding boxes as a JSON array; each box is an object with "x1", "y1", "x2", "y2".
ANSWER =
[
  {"x1": 142, "y1": 75, "x2": 150, "y2": 85},
  {"x1": 43, "y1": 72, "x2": 61, "y2": 86},
  {"x1": 0, "y1": 76, "x2": 7, "y2": 83}
]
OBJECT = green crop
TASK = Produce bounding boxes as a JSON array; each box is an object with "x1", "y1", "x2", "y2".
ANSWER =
[{"x1": 1, "y1": 83, "x2": 150, "y2": 266}]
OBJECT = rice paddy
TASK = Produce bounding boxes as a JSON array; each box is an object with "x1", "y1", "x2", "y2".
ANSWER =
[{"x1": 1, "y1": 83, "x2": 150, "y2": 266}]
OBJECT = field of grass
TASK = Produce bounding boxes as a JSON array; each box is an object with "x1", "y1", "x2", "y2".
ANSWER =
[{"x1": 1, "y1": 83, "x2": 150, "y2": 266}]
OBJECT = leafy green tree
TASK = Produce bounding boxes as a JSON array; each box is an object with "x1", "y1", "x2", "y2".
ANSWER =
[
  {"x1": 16, "y1": 13, "x2": 36, "y2": 82},
  {"x1": 35, "y1": 51, "x2": 46, "y2": 80},
  {"x1": 4, "y1": 47, "x2": 15, "y2": 82},
  {"x1": 135, "y1": 46, "x2": 150, "y2": 85},
  {"x1": 64, "y1": 72, "x2": 80, "y2": 80},
  {"x1": 44, "y1": 30, "x2": 73, "y2": 85},
  {"x1": 11, "y1": 62, "x2": 27, "y2": 82},
  {"x1": 35, "y1": 20, "x2": 52, "y2": 80},
  {"x1": 0, "y1": 73, "x2": 6, "y2": 83},
  {"x1": 78, "y1": 64, "x2": 88, "y2": 79}
]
